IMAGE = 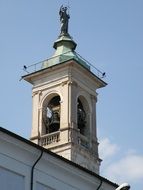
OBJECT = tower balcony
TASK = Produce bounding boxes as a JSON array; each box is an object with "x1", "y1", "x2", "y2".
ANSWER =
[
  {"x1": 40, "y1": 131, "x2": 60, "y2": 147},
  {"x1": 39, "y1": 127, "x2": 90, "y2": 150}
]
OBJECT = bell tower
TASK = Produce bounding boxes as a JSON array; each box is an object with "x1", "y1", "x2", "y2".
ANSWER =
[{"x1": 22, "y1": 6, "x2": 107, "y2": 174}]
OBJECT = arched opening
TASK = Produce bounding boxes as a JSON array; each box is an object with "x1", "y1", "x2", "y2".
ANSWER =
[
  {"x1": 77, "y1": 99, "x2": 86, "y2": 135},
  {"x1": 43, "y1": 95, "x2": 60, "y2": 134},
  {"x1": 77, "y1": 96, "x2": 90, "y2": 137}
]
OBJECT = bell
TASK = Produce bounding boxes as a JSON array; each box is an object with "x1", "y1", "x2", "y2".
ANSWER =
[{"x1": 49, "y1": 112, "x2": 60, "y2": 133}]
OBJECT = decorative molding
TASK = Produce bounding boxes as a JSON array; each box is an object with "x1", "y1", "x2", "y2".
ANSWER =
[
  {"x1": 61, "y1": 80, "x2": 68, "y2": 86},
  {"x1": 68, "y1": 80, "x2": 78, "y2": 87},
  {"x1": 30, "y1": 135, "x2": 39, "y2": 140},
  {"x1": 32, "y1": 91, "x2": 38, "y2": 97},
  {"x1": 61, "y1": 80, "x2": 78, "y2": 87},
  {"x1": 90, "y1": 94, "x2": 97, "y2": 102},
  {"x1": 32, "y1": 90, "x2": 42, "y2": 97}
]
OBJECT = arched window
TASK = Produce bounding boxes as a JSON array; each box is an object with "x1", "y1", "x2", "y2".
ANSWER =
[
  {"x1": 77, "y1": 96, "x2": 90, "y2": 137},
  {"x1": 43, "y1": 95, "x2": 60, "y2": 134},
  {"x1": 77, "y1": 99, "x2": 86, "y2": 135},
  {"x1": 77, "y1": 96, "x2": 90, "y2": 148}
]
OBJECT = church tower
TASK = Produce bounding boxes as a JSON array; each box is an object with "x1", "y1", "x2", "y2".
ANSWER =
[{"x1": 23, "y1": 6, "x2": 107, "y2": 174}]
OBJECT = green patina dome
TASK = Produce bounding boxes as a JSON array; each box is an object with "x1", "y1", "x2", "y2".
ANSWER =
[{"x1": 42, "y1": 34, "x2": 90, "y2": 70}]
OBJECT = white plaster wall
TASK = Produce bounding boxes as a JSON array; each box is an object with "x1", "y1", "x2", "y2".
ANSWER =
[
  {"x1": 0, "y1": 129, "x2": 117, "y2": 190},
  {"x1": 36, "y1": 182, "x2": 54, "y2": 190},
  {"x1": 0, "y1": 167, "x2": 25, "y2": 190}
]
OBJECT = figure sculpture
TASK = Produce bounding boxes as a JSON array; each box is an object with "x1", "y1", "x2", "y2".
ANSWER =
[{"x1": 59, "y1": 5, "x2": 70, "y2": 36}]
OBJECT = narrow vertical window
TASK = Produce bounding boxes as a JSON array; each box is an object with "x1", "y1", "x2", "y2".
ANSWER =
[
  {"x1": 43, "y1": 95, "x2": 60, "y2": 134},
  {"x1": 77, "y1": 98, "x2": 86, "y2": 135},
  {"x1": 77, "y1": 96, "x2": 90, "y2": 148}
]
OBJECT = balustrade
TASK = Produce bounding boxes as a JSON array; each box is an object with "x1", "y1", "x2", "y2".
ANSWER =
[
  {"x1": 40, "y1": 131, "x2": 60, "y2": 147},
  {"x1": 40, "y1": 128, "x2": 89, "y2": 148}
]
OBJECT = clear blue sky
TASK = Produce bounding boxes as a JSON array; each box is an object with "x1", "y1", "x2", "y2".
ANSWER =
[{"x1": 0, "y1": 1, "x2": 143, "y2": 189}]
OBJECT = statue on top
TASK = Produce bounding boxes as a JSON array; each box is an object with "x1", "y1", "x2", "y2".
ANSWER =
[{"x1": 59, "y1": 5, "x2": 70, "y2": 36}]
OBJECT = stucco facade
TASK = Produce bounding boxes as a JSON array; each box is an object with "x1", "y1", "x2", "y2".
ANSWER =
[
  {"x1": 23, "y1": 58, "x2": 106, "y2": 174},
  {"x1": 0, "y1": 127, "x2": 118, "y2": 190}
]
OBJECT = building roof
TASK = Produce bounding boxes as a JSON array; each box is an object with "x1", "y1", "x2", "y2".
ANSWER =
[{"x1": 0, "y1": 126, "x2": 118, "y2": 188}]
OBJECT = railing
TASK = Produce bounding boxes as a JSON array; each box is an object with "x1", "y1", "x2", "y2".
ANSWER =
[
  {"x1": 39, "y1": 127, "x2": 90, "y2": 149},
  {"x1": 22, "y1": 51, "x2": 106, "y2": 80},
  {"x1": 78, "y1": 133, "x2": 89, "y2": 148},
  {"x1": 40, "y1": 131, "x2": 60, "y2": 147},
  {"x1": 70, "y1": 127, "x2": 90, "y2": 148}
]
